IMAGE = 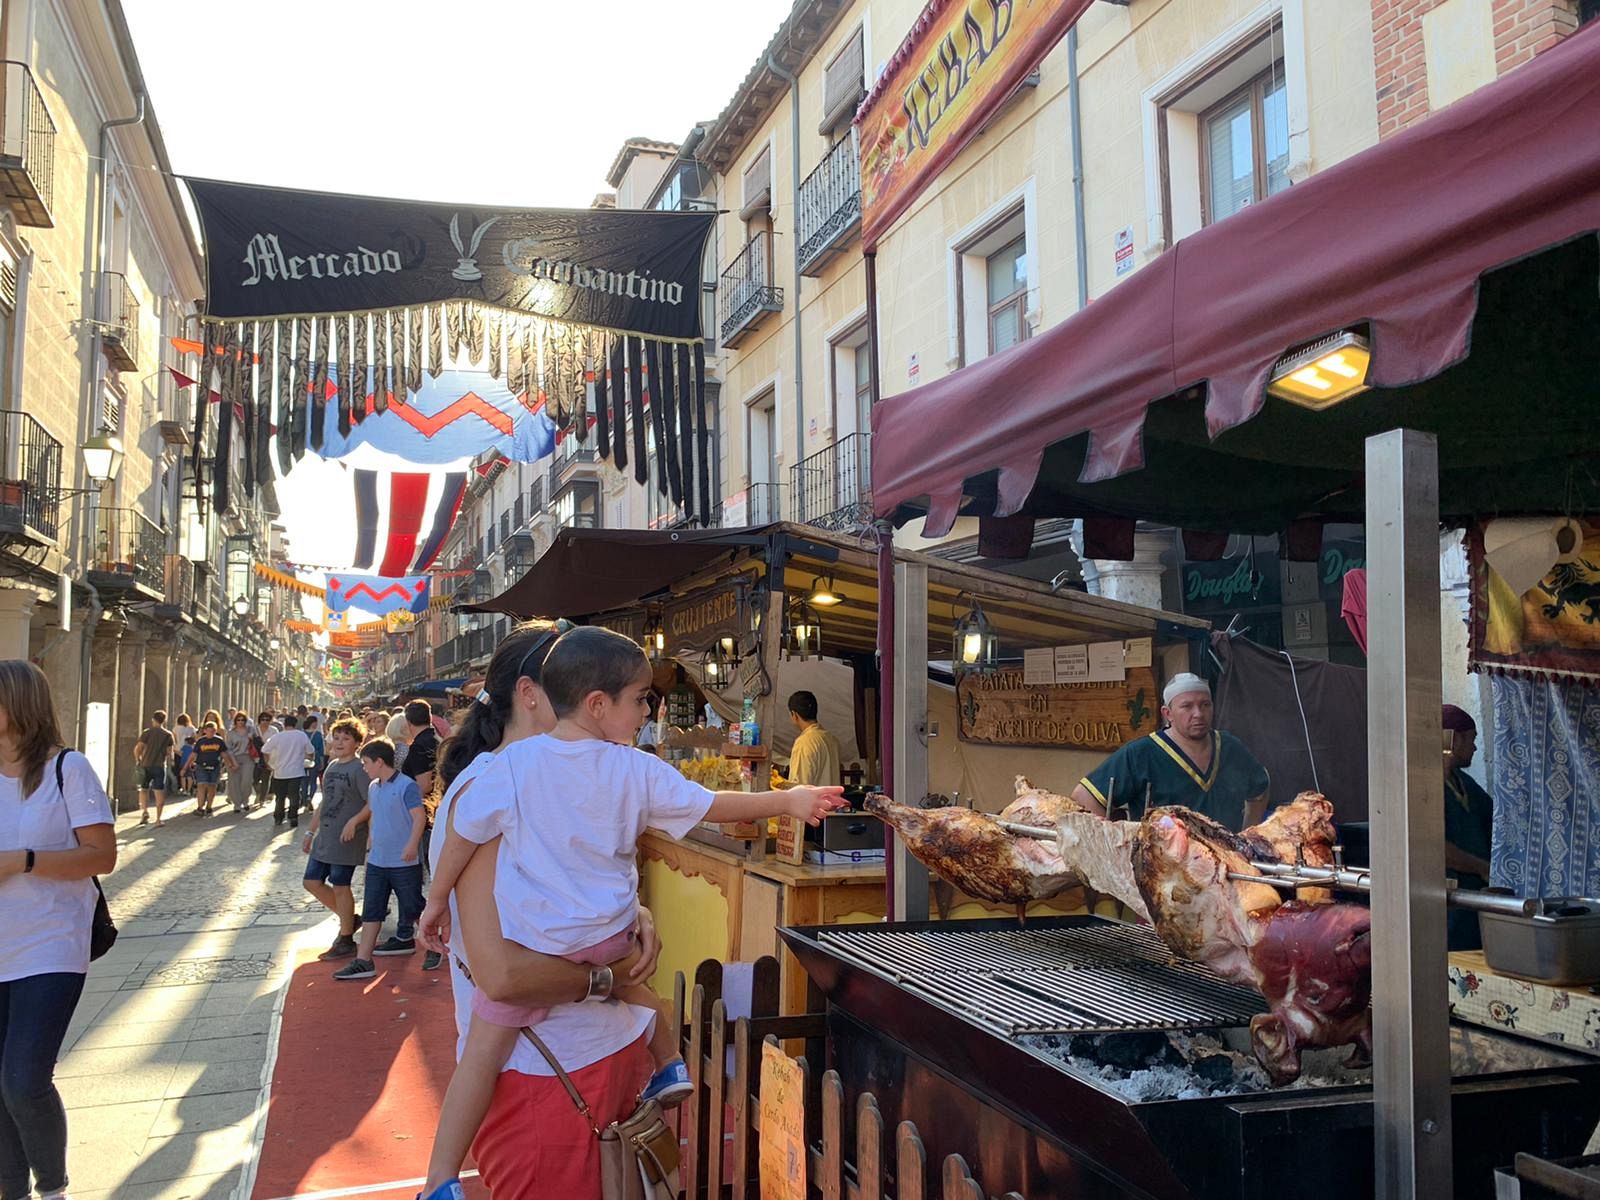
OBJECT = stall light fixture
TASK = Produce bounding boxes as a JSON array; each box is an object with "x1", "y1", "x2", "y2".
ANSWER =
[
  {"x1": 785, "y1": 599, "x2": 823, "y2": 661},
  {"x1": 80, "y1": 433, "x2": 125, "y2": 485},
  {"x1": 644, "y1": 617, "x2": 666, "y2": 663},
  {"x1": 807, "y1": 576, "x2": 842, "y2": 607},
  {"x1": 1266, "y1": 331, "x2": 1371, "y2": 409},
  {"x1": 953, "y1": 598, "x2": 999, "y2": 672},
  {"x1": 704, "y1": 638, "x2": 731, "y2": 685}
]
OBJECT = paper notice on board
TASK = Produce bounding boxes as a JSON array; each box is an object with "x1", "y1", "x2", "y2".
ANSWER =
[
  {"x1": 1024, "y1": 647, "x2": 1056, "y2": 686},
  {"x1": 1055, "y1": 644, "x2": 1089, "y2": 681},
  {"x1": 1086, "y1": 641, "x2": 1127, "y2": 682},
  {"x1": 1124, "y1": 637, "x2": 1153, "y2": 669}
]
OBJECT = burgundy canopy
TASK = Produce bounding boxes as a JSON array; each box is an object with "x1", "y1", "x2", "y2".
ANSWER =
[{"x1": 871, "y1": 23, "x2": 1600, "y2": 536}]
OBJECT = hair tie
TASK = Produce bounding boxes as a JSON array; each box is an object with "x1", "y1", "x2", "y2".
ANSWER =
[{"x1": 477, "y1": 689, "x2": 492, "y2": 706}]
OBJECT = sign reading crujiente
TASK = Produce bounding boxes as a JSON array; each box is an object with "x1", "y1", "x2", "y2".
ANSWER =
[
  {"x1": 855, "y1": 0, "x2": 1095, "y2": 250},
  {"x1": 186, "y1": 178, "x2": 717, "y2": 340},
  {"x1": 663, "y1": 583, "x2": 747, "y2": 656}
]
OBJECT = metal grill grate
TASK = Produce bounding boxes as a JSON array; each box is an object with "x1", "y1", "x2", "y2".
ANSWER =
[{"x1": 817, "y1": 923, "x2": 1267, "y2": 1037}]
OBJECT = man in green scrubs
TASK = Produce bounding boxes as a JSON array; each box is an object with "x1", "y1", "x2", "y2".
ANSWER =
[
  {"x1": 1442, "y1": 704, "x2": 1495, "y2": 951},
  {"x1": 1070, "y1": 674, "x2": 1270, "y2": 832}
]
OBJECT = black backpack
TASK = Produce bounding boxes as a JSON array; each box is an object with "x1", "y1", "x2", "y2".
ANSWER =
[{"x1": 54, "y1": 750, "x2": 118, "y2": 961}]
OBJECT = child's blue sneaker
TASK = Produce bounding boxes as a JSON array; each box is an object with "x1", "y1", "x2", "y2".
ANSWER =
[
  {"x1": 417, "y1": 1181, "x2": 465, "y2": 1200},
  {"x1": 640, "y1": 1057, "x2": 693, "y2": 1106}
]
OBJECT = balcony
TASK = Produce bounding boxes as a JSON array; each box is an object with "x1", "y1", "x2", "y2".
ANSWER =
[
  {"x1": 0, "y1": 62, "x2": 55, "y2": 227},
  {"x1": 0, "y1": 412, "x2": 62, "y2": 545},
  {"x1": 791, "y1": 432, "x2": 872, "y2": 532},
  {"x1": 719, "y1": 231, "x2": 782, "y2": 349},
  {"x1": 725, "y1": 482, "x2": 781, "y2": 527},
  {"x1": 395, "y1": 659, "x2": 425, "y2": 687},
  {"x1": 550, "y1": 443, "x2": 600, "y2": 491},
  {"x1": 98, "y1": 272, "x2": 140, "y2": 371},
  {"x1": 88, "y1": 506, "x2": 166, "y2": 601},
  {"x1": 797, "y1": 133, "x2": 861, "y2": 277},
  {"x1": 157, "y1": 555, "x2": 194, "y2": 624}
]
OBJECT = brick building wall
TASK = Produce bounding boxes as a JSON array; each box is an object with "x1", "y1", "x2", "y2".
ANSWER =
[{"x1": 1373, "y1": 0, "x2": 1580, "y2": 138}]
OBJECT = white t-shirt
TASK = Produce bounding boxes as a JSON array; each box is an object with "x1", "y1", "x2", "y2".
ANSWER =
[
  {"x1": 433, "y1": 751, "x2": 653, "y2": 1076},
  {"x1": 0, "y1": 752, "x2": 113, "y2": 981},
  {"x1": 455, "y1": 735, "x2": 714, "y2": 956},
  {"x1": 261, "y1": 729, "x2": 312, "y2": 779}
]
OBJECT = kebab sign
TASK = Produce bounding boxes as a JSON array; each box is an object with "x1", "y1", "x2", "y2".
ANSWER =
[{"x1": 856, "y1": 0, "x2": 1095, "y2": 249}]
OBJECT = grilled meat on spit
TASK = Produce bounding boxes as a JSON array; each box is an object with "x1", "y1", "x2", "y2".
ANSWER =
[
  {"x1": 1240, "y1": 791, "x2": 1337, "y2": 903},
  {"x1": 1003, "y1": 776, "x2": 1088, "y2": 827},
  {"x1": 865, "y1": 793, "x2": 1079, "y2": 920},
  {"x1": 1132, "y1": 806, "x2": 1372, "y2": 1085}
]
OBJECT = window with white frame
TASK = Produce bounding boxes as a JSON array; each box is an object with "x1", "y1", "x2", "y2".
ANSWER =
[
  {"x1": 828, "y1": 322, "x2": 872, "y2": 440},
  {"x1": 954, "y1": 206, "x2": 1029, "y2": 365},
  {"x1": 1153, "y1": 18, "x2": 1299, "y2": 246}
]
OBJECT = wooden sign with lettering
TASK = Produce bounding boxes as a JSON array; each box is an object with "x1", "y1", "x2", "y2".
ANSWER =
[
  {"x1": 664, "y1": 582, "x2": 747, "y2": 655},
  {"x1": 956, "y1": 666, "x2": 1159, "y2": 750},
  {"x1": 759, "y1": 1040, "x2": 807, "y2": 1200}
]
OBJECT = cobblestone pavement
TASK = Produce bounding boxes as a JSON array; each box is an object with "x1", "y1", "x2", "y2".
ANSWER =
[{"x1": 57, "y1": 789, "x2": 335, "y2": 1200}]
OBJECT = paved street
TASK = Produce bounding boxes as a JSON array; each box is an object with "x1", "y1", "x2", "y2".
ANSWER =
[{"x1": 59, "y1": 793, "x2": 331, "y2": 1200}]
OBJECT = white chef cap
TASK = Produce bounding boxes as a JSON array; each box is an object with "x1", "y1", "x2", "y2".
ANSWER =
[{"x1": 1162, "y1": 673, "x2": 1210, "y2": 705}]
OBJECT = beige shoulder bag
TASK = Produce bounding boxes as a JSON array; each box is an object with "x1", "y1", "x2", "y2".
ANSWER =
[{"x1": 518, "y1": 1025, "x2": 681, "y2": 1200}]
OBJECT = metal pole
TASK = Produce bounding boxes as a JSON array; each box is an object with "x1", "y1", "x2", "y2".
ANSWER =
[
  {"x1": 892, "y1": 558, "x2": 930, "y2": 920},
  {"x1": 1365, "y1": 429, "x2": 1451, "y2": 1200}
]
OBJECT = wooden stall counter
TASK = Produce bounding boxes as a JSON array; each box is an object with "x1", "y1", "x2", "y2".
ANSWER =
[{"x1": 638, "y1": 828, "x2": 887, "y2": 1014}]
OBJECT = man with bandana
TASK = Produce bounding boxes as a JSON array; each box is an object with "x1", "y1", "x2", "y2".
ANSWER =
[{"x1": 1070, "y1": 674, "x2": 1271, "y2": 831}]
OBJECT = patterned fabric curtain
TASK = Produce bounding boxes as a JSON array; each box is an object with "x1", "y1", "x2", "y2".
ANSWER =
[{"x1": 1489, "y1": 674, "x2": 1600, "y2": 898}]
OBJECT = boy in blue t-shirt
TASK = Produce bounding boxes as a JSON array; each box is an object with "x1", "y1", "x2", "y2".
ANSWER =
[{"x1": 333, "y1": 738, "x2": 427, "y2": 981}]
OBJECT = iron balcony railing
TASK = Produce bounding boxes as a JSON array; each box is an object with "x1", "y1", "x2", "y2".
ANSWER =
[
  {"x1": 791, "y1": 432, "x2": 872, "y2": 531},
  {"x1": 797, "y1": 132, "x2": 862, "y2": 277},
  {"x1": 550, "y1": 444, "x2": 599, "y2": 490},
  {"x1": 719, "y1": 231, "x2": 782, "y2": 348},
  {"x1": 0, "y1": 61, "x2": 55, "y2": 227},
  {"x1": 396, "y1": 659, "x2": 425, "y2": 686},
  {"x1": 745, "y1": 481, "x2": 782, "y2": 525},
  {"x1": 98, "y1": 272, "x2": 140, "y2": 370},
  {"x1": 92, "y1": 506, "x2": 166, "y2": 592},
  {"x1": 0, "y1": 411, "x2": 62, "y2": 541}
]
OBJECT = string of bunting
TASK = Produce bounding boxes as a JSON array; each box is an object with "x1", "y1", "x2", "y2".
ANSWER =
[{"x1": 253, "y1": 562, "x2": 460, "y2": 611}]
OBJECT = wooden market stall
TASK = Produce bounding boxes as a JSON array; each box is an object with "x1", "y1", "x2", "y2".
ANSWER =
[
  {"x1": 471, "y1": 521, "x2": 1206, "y2": 1012},
  {"x1": 861, "y1": 24, "x2": 1600, "y2": 1199}
]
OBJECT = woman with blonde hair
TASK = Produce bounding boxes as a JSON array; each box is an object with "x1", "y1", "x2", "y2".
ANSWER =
[{"x1": 0, "y1": 660, "x2": 116, "y2": 1200}]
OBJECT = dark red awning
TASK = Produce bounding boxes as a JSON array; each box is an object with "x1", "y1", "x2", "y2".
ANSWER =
[{"x1": 871, "y1": 23, "x2": 1600, "y2": 536}]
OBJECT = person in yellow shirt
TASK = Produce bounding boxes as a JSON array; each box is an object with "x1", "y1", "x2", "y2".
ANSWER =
[{"x1": 787, "y1": 691, "x2": 841, "y2": 787}]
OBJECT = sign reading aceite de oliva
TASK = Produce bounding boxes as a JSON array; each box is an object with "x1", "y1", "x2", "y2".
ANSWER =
[{"x1": 955, "y1": 666, "x2": 1159, "y2": 751}]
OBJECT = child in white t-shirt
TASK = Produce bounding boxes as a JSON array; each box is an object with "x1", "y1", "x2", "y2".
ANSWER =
[{"x1": 416, "y1": 626, "x2": 845, "y2": 1200}]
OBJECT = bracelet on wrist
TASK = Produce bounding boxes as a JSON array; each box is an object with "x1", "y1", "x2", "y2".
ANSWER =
[{"x1": 584, "y1": 964, "x2": 614, "y2": 1002}]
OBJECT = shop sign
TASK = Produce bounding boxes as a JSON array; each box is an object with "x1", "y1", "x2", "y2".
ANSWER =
[
  {"x1": 1182, "y1": 556, "x2": 1280, "y2": 612},
  {"x1": 594, "y1": 610, "x2": 645, "y2": 644},
  {"x1": 955, "y1": 665, "x2": 1159, "y2": 750},
  {"x1": 759, "y1": 1041, "x2": 807, "y2": 1200},
  {"x1": 856, "y1": 0, "x2": 1094, "y2": 248},
  {"x1": 1114, "y1": 226, "x2": 1135, "y2": 277},
  {"x1": 329, "y1": 631, "x2": 384, "y2": 649},
  {"x1": 663, "y1": 583, "x2": 746, "y2": 656}
]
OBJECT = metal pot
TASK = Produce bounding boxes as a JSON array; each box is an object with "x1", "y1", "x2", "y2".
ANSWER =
[{"x1": 1479, "y1": 898, "x2": 1600, "y2": 986}]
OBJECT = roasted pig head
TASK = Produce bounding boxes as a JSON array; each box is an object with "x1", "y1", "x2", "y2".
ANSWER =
[
  {"x1": 1132, "y1": 805, "x2": 1371, "y2": 1085},
  {"x1": 865, "y1": 793, "x2": 1080, "y2": 913}
]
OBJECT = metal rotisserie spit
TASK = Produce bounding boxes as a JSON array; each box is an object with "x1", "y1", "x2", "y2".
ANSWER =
[{"x1": 781, "y1": 916, "x2": 1600, "y2": 1200}]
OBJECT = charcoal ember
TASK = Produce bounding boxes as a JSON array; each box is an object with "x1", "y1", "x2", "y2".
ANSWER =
[
  {"x1": 1086, "y1": 1032, "x2": 1176, "y2": 1071},
  {"x1": 1191, "y1": 1054, "x2": 1238, "y2": 1085}
]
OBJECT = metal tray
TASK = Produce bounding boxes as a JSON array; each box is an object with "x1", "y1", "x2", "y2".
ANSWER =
[{"x1": 1479, "y1": 898, "x2": 1600, "y2": 985}]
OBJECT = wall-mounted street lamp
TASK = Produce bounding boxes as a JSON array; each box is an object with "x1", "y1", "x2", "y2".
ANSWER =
[{"x1": 80, "y1": 433, "x2": 125, "y2": 486}]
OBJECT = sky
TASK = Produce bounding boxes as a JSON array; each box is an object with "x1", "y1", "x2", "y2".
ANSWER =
[{"x1": 122, "y1": 0, "x2": 793, "y2": 572}]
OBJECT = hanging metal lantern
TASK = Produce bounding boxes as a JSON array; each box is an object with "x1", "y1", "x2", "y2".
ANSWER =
[
  {"x1": 704, "y1": 637, "x2": 731, "y2": 686},
  {"x1": 953, "y1": 599, "x2": 999, "y2": 672},
  {"x1": 644, "y1": 613, "x2": 666, "y2": 663},
  {"x1": 785, "y1": 599, "x2": 823, "y2": 661}
]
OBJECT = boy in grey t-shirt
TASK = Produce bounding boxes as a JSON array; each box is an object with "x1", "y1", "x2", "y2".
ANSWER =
[{"x1": 301, "y1": 718, "x2": 370, "y2": 961}]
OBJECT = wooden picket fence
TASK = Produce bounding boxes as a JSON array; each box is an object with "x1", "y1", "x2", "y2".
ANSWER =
[{"x1": 672, "y1": 956, "x2": 1028, "y2": 1200}]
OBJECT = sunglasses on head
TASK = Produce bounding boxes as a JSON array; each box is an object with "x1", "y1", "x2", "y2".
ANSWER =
[{"x1": 512, "y1": 619, "x2": 574, "y2": 684}]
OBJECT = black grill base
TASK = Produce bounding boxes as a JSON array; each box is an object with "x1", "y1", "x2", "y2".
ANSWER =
[{"x1": 787, "y1": 918, "x2": 1600, "y2": 1200}]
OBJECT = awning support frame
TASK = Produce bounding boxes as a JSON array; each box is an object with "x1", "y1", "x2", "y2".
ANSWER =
[{"x1": 1366, "y1": 428, "x2": 1452, "y2": 1199}]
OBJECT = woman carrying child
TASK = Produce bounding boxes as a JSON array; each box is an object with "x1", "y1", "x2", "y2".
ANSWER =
[{"x1": 416, "y1": 625, "x2": 844, "y2": 1200}]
